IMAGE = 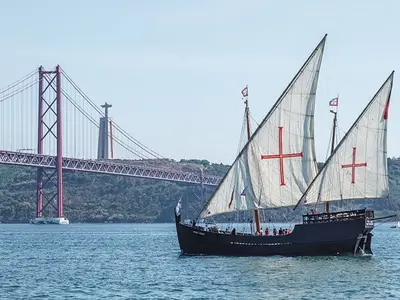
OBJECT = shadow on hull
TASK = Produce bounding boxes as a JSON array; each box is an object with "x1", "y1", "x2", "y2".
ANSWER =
[{"x1": 175, "y1": 209, "x2": 374, "y2": 257}]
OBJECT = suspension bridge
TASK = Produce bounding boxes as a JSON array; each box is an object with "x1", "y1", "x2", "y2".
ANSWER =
[{"x1": 0, "y1": 65, "x2": 222, "y2": 223}]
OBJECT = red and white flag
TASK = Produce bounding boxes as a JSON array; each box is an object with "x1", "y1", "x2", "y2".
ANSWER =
[
  {"x1": 241, "y1": 86, "x2": 248, "y2": 98},
  {"x1": 329, "y1": 96, "x2": 339, "y2": 107}
]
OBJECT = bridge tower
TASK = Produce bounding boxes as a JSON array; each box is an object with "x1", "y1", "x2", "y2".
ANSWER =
[
  {"x1": 34, "y1": 65, "x2": 68, "y2": 224},
  {"x1": 97, "y1": 102, "x2": 113, "y2": 160}
]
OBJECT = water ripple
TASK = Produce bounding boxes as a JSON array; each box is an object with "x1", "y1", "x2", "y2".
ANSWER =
[{"x1": 0, "y1": 223, "x2": 399, "y2": 299}]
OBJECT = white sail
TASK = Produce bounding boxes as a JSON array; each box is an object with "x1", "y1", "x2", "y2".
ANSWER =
[
  {"x1": 297, "y1": 72, "x2": 394, "y2": 207},
  {"x1": 198, "y1": 35, "x2": 327, "y2": 219}
]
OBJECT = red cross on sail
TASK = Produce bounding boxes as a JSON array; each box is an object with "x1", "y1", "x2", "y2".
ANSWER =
[
  {"x1": 341, "y1": 147, "x2": 367, "y2": 184},
  {"x1": 261, "y1": 126, "x2": 303, "y2": 186}
]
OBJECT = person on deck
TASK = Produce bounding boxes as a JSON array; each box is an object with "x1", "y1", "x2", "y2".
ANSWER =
[{"x1": 265, "y1": 228, "x2": 269, "y2": 236}]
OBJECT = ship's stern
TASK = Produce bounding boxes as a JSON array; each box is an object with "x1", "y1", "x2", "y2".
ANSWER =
[{"x1": 354, "y1": 209, "x2": 374, "y2": 255}]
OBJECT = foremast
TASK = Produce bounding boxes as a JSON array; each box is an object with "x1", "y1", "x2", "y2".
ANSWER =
[
  {"x1": 325, "y1": 95, "x2": 339, "y2": 213},
  {"x1": 242, "y1": 86, "x2": 261, "y2": 234}
]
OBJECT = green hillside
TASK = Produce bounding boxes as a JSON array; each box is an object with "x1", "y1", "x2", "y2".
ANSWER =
[{"x1": 0, "y1": 158, "x2": 399, "y2": 223}]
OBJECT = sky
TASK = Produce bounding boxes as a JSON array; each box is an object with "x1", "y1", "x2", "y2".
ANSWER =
[{"x1": 0, "y1": 0, "x2": 399, "y2": 164}]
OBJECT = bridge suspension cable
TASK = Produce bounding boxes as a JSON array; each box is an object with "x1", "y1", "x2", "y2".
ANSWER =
[
  {"x1": 61, "y1": 70, "x2": 164, "y2": 159},
  {"x1": 0, "y1": 65, "x2": 218, "y2": 221},
  {"x1": 0, "y1": 70, "x2": 38, "y2": 103}
]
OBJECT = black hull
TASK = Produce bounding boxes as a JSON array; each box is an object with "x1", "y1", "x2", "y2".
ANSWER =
[{"x1": 175, "y1": 209, "x2": 374, "y2": 256}]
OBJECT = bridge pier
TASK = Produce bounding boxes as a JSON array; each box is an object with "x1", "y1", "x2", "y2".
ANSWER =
[
  {"x1": 35, "y1": 65, "x2": 65, "y2": 222},
  {"x1": 36, "y1": 66, "x2": 44, "y2": 217}
]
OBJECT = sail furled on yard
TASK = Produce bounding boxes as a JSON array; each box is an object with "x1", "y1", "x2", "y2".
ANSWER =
[
  {"x1": 297, "y1": 72, "x2": 394, "y2": 207},
  {"x1": 198, "y1": 35, "x2": 327, "y2": 219}
]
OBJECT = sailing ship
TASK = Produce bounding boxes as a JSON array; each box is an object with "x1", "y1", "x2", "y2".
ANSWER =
[{"x1": 174, "y1": 34, "x2": 394, "y2": 256}]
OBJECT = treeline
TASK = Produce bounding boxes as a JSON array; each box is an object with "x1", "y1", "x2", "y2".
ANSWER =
[{"x1": 0, "y1": 158, "x2": 399, "y2": 223}]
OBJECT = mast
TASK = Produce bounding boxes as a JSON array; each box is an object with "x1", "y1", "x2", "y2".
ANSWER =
[
  {"x1": 241, "y1": 83, "x2": 251, "y2": 139},
  {"x1": 330, "y1": 111, "x2": 337, "y2": 155},
  {"x1": 243, "y1": 86, "x2": 261, "y2": 234},
  {"x1": 325, "y1": 95, "x2": 338, "y2": 213}
]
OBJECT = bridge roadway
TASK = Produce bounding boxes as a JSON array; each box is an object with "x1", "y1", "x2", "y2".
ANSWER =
[{"x1": 0, "y1": 150, "x2": 222, "y2": 186}]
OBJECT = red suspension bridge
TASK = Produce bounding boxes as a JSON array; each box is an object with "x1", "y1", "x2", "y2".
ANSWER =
[{"x1": 0, "y1": 66, "x2": 221, "y2": 221}]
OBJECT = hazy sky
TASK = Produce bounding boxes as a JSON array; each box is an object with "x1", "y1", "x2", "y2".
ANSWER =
[{"x1": 0, "y1": 0, "x2": 399, "y2": 164}]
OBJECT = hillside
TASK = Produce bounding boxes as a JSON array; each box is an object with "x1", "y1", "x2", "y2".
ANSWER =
[{"x1": 0, "y1": 158, "x2": 399, "y2": 223}]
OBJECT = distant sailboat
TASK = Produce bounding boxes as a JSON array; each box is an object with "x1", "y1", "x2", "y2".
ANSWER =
[{"x1": 174, "y1": 34, "x2": 395, "y2": 256}]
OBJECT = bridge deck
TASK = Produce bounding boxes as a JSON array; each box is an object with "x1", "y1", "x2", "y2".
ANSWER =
[{"x1": 0, "y1": 150, "x2": 221, "y2": 186}]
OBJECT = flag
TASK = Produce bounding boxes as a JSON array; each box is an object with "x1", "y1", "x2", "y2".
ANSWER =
[
  {"x1": 241, "y1": 86, "x2": 248, "y2": 98},
  {"x1": 175, "y1": 197, "x2": 182, "y2": 216},
  {"x1": 329, "y1": 97, "x2": 338, "y2": 107}
]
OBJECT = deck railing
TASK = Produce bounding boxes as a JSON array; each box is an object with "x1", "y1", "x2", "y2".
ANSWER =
[{"x1": 303, "y1": 209, "x2": 373, "y2": 225}]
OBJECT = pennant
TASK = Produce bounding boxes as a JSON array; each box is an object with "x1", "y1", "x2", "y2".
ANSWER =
[
  {"x1": 329, "y1": 97, "x2": 338, "y2": 107},
  {"x1": 241, "y1": 86, "x2": 248, "y2": 98}
]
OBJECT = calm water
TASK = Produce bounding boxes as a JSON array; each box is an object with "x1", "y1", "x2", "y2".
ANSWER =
[{"x1": 0, "y1": 223, "x2": 399, "y2": 300}]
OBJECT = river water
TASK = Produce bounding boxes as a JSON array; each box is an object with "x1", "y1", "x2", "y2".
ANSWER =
[{"x1": 0, "y1": 223, "x2": 399, "y2": 299}]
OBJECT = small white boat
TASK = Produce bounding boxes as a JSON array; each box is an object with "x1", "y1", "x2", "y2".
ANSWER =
[
  {"x1": 390, "y1": 221, "x2": 400, "y2": 229},
  {"x1": 30, "y1": 217, "x2": 69, "y2": 225}
]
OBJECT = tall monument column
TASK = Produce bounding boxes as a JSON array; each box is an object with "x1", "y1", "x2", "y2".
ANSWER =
[{"x1": 97, "y1": 102, "x2": 112, "y2": 160}]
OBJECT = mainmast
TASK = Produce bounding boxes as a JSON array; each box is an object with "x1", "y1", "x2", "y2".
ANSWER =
[
  {"x1": 325, "y1": 95, "x2": 339, "y2": 213},
  {"x1": 242, "y1": 86, "x2": 261, "y2": 234}
]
